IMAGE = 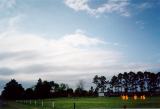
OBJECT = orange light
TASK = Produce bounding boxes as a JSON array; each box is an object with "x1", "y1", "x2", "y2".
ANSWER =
[
  {"x1": 125, "y1": 95, "x2": 128, "y2": 100},
  {"x1": 121, "y1": 95, "x2": 128, "y2": 100},
  {"x1": 133, "y1": 95, "x2": 137, "y2": 100},
  {"x1": 140, "y1": 95, "x2": 146, "y2": 100},
  {"x1": 142, "y1": 95, "x2": 146, "y2": 100},
  {"x1": 121, "y1": 95, "x2": 125, "y2": 100}
]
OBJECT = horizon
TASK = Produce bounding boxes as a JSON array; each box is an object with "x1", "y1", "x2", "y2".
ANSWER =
[{"x1": 0, "y1": 0, "x2": 160, "y2": 92}]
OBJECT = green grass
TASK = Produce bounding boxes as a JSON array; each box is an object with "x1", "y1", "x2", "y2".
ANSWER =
[{"x1": 6, "y1": 96, "x2": 160, "y2": 109}]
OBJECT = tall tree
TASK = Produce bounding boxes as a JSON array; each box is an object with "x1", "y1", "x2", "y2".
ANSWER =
[
  {"x1": 132, "y1": 72, "x2": 139, "y2": 93},
  {"x1": 110, "y1": 75, "x2": 118, "y2": 93},
  {"x1": 34, "y1": 78, "x2": 43, "y2": 98},
  {"x1": 144, "y1": 71, "x2": 151, "y2": 92},
  {"x1": 117, "y1": 73, "x2": 123, "y2": 93},
  {"x1": 128, "y1": 71, "x2": 136, "y2": 93},
  {"x1": 149, "y1": 73, "x2": 157, "y2": 93},
  {"x1": 156, "y1": 72, "x2": 160, "y2": 91},
  {"x1": 34, "y1": 79, "x2": 52, "y2": 98},
  {"x1": 137, "y1": 71, "x2": 145, "y2": 92},
  {"x1": 123, "y1": 72, "x2": 129, "y2": 93},
  {"x1": 25, "y1": 88, "x2": 34, "y2": 99},
  {"x1": 93, "y1": 75, "x2": 108, "y2": 93},
  {"x1": 1, "y1": 79, "x2": 24, "y2": 100},
  {"x1": 67, "y1": 88, "x2": 73, "y2": 97}
]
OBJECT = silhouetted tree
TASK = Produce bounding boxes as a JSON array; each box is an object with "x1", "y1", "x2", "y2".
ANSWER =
[
  {"x1": 1, "y1": 79, "x2": 24, "y2": 100},
  {"x1": 57, "y1": 83, "x2": 69, "y2": 97},
  {"x1": 128, "y1": 71, "x2": 136, "y2": 92},
  {"x1": 34, "y1": 79, "x2": 52, "y2": 98},
  {"x1": 144, "y1": 71, "x2": 151, "y2": 92},
  {"x1": 156, "y1": 72, "x2": 160, "y2": 91},
  {"x1": 110, "y1": 75, "x2": 118, "y2": 93},
  {"x1": 67, "y1": 88, "x2": 73, "y2": 97},
  {"x1": 41, "y1": 81, "x2": 52, "y2": 98},
  {"x1": 149, "y1": 73, "x2": 157, "y2": 93},
  {"x1": 59, "y1": 83, "x2": 68, "y2": 91},
  {"x1": 34, "y1": 78, "x2": 43, "y2": 98},
  {"x1": 118, "y1": 73, "x2": 123, "y2": 93},
  {"x1": 25, "y1": 88, "x2": 34, "y2": 99},
  {"x1": 137, "y1": 71, "x2": 145, "y2": 93},
  {"x1": 93, "y1": 75, "x2": 108, "y2": 93},
  {"x1": 132, "y1": 72, "x2": 139, "y2": 93},
  {"x1": 123, "y1": 72, "x2": 129, "y2": 93}
]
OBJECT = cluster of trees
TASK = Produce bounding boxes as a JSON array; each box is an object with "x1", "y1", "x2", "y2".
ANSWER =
[
  {"x1": 93, "y1": 71, "x2": 160, "y2": 96},
  {"x1": 1, "y1": 79, "x2": 95, "y2": 100},
  {"x1": 1, "y1": 71, "x2": 160, "y2": 99}
]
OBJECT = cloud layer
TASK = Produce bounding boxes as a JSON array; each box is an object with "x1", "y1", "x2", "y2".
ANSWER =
[
  {"x1": 64, "y1": 0, "x2": 130, "y2": 17},
  {"x1": 0, "y1": 15, "x2": 159, "y2": 90},
  {"x1": 0, "y1": 0, "x2": 159, "y2": 90},
  {"x1": 0, "y1": 30, "x2": 122, "y2": 76},
  {"x1": 0, "y1": 15, "x2": 122, "y2": 84},
  {"x1": 64, "y1": 0, "x2": 158, "y2": 17}
]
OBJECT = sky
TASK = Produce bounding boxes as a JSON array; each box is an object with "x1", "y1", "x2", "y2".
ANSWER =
[{"x1": 0, "y1": 0, "x2": 160, "y2": 91}]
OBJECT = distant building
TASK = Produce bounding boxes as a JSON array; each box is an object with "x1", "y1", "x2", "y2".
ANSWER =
[{"x1": 98, "y1": 92, "x2": 104, "y2": 97}]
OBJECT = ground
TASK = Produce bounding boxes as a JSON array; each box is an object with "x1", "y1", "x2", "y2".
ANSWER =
[{"x1": 1, "y1": 97, "x2": 160, "y2": 109}]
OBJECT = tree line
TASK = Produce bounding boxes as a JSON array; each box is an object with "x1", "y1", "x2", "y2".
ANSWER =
[
  {"x1": 1, "y1": 71, "x2": 160, "y2": 100},
  {"x1": 93, "y1": 71, "x2": 160, "y2": 96},
  {"x1": 1, "y1": 78, "x2": 95, "y2": 100}
]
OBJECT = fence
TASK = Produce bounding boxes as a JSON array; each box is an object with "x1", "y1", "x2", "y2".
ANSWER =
[
  {"x1": 16, "y1": 100, "x2": 79, "y2": 109},
  {"x1": 15, "y1": 97, "x2": 160, "y2": 109}
]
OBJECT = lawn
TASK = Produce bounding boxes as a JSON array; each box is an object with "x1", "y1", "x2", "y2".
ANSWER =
[{"x1": 6, "y1": 96, "x2": 160, "y2": 109}]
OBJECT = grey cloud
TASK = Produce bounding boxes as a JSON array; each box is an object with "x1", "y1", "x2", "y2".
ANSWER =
[
  {"x1": 0, "y1": 67, "x2": 15, "y2": 75},
  {"x1": 0, "y1": 51, "x2": 38, "y2": 61},
  {"x1": 13, "y1": 62, "x2": 160, "y2": 75},
  {"x1": 14, "y1": 64, "x2": 113, "y2": 74},
  {"x1": 0, "y1": 52, "x2": 17, "y2": 61}
]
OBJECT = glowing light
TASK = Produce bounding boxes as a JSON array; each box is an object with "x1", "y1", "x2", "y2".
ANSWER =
[
  {"x1": 142, "y1": 95, "x2": 146, "y2": 100},
  {"x1": 122, "y1": 95, "x2": 125, "y2": 100},
  {"x1": 133, "y1": 95, "x2": 137, "y2": 100},
  {"x1": 121, "y1": 95, "x2": 128, "y2": 100},
  {"x1": 125, "y1": 95, "x2": 128, "y2": 100},
  {"x1": 140, "y1": 95, "x2": 146, "y2": 100}
]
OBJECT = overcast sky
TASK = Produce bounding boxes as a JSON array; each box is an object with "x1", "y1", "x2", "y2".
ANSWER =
[{"x1": 0, "y1": 0, "x2": 160, "y2": 91}]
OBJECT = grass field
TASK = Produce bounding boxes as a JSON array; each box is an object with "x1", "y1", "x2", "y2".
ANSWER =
[{"x1": 6, "y1": 97, "x2": 160, "y2": 109}]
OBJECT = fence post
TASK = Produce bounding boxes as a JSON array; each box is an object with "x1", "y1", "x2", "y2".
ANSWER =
[
  {"x1": 74, "y1": 102, "x2": 75, "y2": 109},
  {"x1": 35, "y1": 100, "x2": 36, "y2": 106},
  {"x1": 52, "y1": 101, "x2": 54, "y2": 109},
  {"x1": 42, "y1": 100, "x2": 44, "y2": 107}
]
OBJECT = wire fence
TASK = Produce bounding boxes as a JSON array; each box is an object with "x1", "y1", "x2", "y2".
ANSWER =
[{"x1": 15, "y1": 98, "x2": 160, "y2": 109}]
